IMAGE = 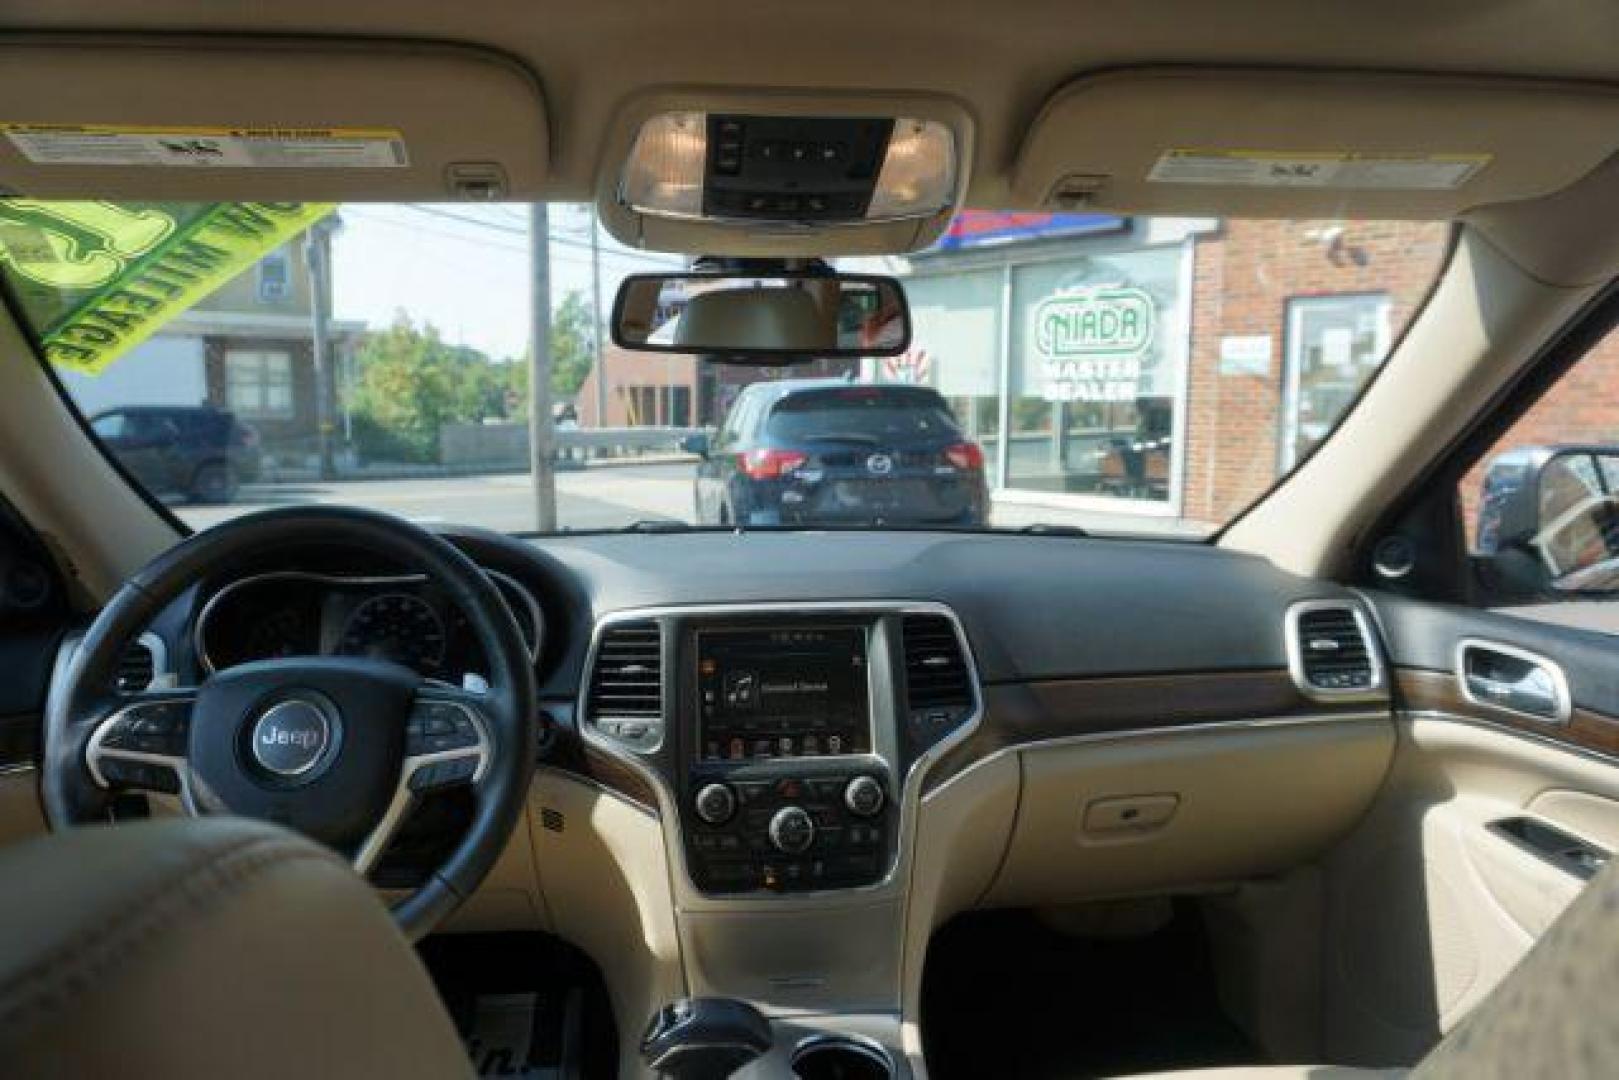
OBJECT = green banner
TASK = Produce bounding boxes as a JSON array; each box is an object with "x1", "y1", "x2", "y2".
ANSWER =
[{"x1": 0, "y1": 200, "x2": 334, "y2": 373}]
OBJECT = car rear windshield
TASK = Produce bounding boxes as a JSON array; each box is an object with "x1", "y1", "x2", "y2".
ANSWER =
[{"x1": 765, "y1": 388, "x2": 962, "y2": 444}]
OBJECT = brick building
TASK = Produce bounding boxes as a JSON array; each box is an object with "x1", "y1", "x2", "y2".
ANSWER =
[{"x1": 894, "y1": 214, "x2": 1454, "y2": 530}]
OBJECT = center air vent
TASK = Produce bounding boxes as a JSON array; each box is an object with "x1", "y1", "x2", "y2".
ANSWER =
[
  {"x1": 585, "y1": 621, "x2": 664, "y2": 749},
  {"x1": 902, "y1": 613, "x2": 974, "y2": 732},
  {"x1": 115, "y1": 637, "x2": 158, "y2": 693},
  {"x1": 1288, "y1": 602, "x2": 1380, "y2": 697}
]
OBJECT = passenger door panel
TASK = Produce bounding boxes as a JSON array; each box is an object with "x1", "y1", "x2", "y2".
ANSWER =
[{"x1": 1318, "y1": 589, "x2": 1619, "y2": 1065}]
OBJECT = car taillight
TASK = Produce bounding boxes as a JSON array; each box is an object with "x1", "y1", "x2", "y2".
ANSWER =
[
  {"x1": 739, "y1": 448, "x2": 808, "y2": 480},
  {"x1": 943, "y1": 442, "x2": 984, "y2": 471}
]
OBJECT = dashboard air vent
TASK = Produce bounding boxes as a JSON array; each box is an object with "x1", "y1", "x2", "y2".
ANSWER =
[
  {"x1": 902, "y1": 614, "x2": 973, "y2": 719},
  {"x1": 115, "y1": 638, "x2": 157, "y2": 693},
  {"x1": 1291, "y1": 603, "x2": 1377, "y2": 694},
  {"x1": 586, "y1": 621, "x2": 664, "y2": 722}
]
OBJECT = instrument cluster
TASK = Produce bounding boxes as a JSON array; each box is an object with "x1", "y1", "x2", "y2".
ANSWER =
[{"x1": 196, "y1": 569, "x2": 542, "y2": 680}]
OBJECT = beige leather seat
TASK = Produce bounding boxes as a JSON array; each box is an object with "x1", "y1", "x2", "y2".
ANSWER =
[
  {"x1": 1121, "y1": 846, "x2": 1619, "y2": 1079},
  {"x1": 0, "y1": 817, "x2": 472, "y2": 1080}
]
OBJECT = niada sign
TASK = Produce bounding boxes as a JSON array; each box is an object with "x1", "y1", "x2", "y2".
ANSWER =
[{"x1": 1030, "y1": 286, "x2": 1155, "y2": 403}]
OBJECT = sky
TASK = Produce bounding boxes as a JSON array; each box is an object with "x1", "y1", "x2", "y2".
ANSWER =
[{"x1": 328, "y1": 202, "x2": 687, "y2": 360}]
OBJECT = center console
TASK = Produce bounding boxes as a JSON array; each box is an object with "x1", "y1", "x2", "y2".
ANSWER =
[
  {"x1": 685, "y1": 624, "x2": 894, "y2": 894},
  {"x1": 579, "y1": 602, "x2": 978, "y2": 1034},
  {"x1": 581, "y1": 603, "x2": 977, "y2": 902}
]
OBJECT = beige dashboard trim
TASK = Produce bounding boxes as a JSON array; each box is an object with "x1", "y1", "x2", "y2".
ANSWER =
[{"x1": 924, "y1": 710, "x2": 1392, "y2": 803}]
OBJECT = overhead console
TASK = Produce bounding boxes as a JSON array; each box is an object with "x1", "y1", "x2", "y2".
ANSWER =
[
  {"x1": 597, "y1": 91, "x2": 973, "y2": 256},
  {"x1": 579, "y1": 604, "x2": 979, "y2": 898}
]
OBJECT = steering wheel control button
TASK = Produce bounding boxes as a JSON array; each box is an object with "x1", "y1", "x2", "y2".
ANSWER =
[
  {"x1": 248, "y1": 699, "x2": 333, "y2": 780},
  {"x1": 99, "y1": 758, "x2": 181, "y2": 795},
  {"x1": 102, "y1": 701, "x2": 192, "y2": 756},
  {"x1": 408, "y1": 755, "x2": 479, "y2": 794},
  {"x1": 406, "y1": 702, "x2": 481, "y2": 755},
  {"x1": 843, "y1": 775, "x2": 886, "y2": 817},
  {"x1": 694, "y1": 782, "x2": 737, "y2": 825},
  {"x1": 768, "y1": 806, "x2": 816, "y2": 854}
]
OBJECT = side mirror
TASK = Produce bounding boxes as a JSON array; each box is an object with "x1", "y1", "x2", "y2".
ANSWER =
[
  {"x1": 680, "y1": 432, "x2": 710, "y2": 458},
  {"x1": 1476, "y1": 447, "x2": 1619, "y2": 594},
  {"x1": 612, "y1": 270, "x2": 910, "y2": 365}
]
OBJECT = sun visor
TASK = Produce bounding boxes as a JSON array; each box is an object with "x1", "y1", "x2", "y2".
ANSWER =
[
  {"x1": 0, "y1": 39, "x2": 548, "y2": 201},
  {"x1": 1011, "y1": 69, "x2": 1619, "y2": 219}
]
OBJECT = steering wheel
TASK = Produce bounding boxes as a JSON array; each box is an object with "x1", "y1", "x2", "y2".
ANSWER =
[{"x1": 41, "y1": 507, "x2": 538, "y2": 941}]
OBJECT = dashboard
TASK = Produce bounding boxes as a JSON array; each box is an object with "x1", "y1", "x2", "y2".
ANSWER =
[
  {"x1": 134, "y1": 526, "x2": 1387, "y2": 903},
  {"x1": 194, "y1": 567, "x2": 543, "y2": 681}
]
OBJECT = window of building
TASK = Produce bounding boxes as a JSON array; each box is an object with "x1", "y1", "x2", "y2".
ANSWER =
[
  {"x1": 256, "y1": 249, "x2": 292, "y2": 304},
  {"x1": 1281, "y1": 294, "x2": 1391, "y2": 470},
  {"x1": 225, "y1": 348, "x2": 294, "y2": 419},
  {"x1": 670, "y1": 385, "x2": 692, "y2": 428}
]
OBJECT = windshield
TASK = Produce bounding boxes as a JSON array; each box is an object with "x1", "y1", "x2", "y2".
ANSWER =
[{"x1": 0, "y1": 202, "x2": 1448, "y2": 538}]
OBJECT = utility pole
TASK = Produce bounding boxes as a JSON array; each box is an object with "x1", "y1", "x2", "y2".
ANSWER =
[
  {"x1": 589, "y1": 205, "x2": 608, "y2": 429},
  {"x1": 306, "y1": 218, "x2": 339, "y2": 481},
  {"x1": 529, "y1": 204, "x2": 558, "y2": 532}
]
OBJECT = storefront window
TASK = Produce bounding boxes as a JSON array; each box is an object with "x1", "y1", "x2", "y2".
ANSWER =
[
  {"x1": 1282, "y1": 294, "x2": 1390, "y2": 469},
  {"x1": 1005, "y1": 244, "x2": 1188, "y2": 504},
  {"x1": 884, "y1": 216, "x2": 1449, "y2": 533},
  {"x1": 905, "y1": 269, "x2": 1003, "y2": 462}
]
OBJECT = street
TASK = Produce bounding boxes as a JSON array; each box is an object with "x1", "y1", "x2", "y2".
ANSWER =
[
  {"x1": 176, "y1": 462, "x2": 696, "y2": 534},
  {"x1": 174, "y1": 460, "x2": 1208, "y2": 538}
]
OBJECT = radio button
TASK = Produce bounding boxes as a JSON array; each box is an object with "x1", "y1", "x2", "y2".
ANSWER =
[
  {"x1": 768, "y1": 806, "x2": 816, "y2": 854},
  {"x1": 694, "y1": 783, "x2": 736, "y2": 825},
  {"x1": 844, "y1": 776, "x2": 886, "y2": 817}
]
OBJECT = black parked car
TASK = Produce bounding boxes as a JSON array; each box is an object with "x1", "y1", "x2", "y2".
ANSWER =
[
  {"x1": 88, "y1": 405, "x2": 262, "y2": 504},
  {"x1": 686, "y1": 380, "x2": 989, "y2": 527}
]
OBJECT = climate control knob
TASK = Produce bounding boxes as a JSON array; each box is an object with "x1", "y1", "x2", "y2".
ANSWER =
[
  {"x1": 694, "y1": 783, "x2": 736, "y2": 825},
  {"x1": 844, "y1": 775, "x2": 886, "y2": 817},
  {"x1": 768, "y1": 806, "x2": 816, "y2": 854}
]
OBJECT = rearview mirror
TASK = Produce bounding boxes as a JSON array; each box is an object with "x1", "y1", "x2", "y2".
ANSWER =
[
  {"x1": 1476, "y1": 446, "x2": 1619, "y2": 595},
  {"x1": 611, "y1": 271, "x2": 910, "y2": 364}
]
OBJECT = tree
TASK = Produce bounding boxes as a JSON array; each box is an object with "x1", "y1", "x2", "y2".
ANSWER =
[
  {"x1": 349, "y1": 313, "x2": 459, "y2": 462},
  {"x1": 549, "y1": 290, "x2": 595, "y2": 399},
  {"x1": 345, "y1": 297, "x2": 596, "y2": 463}
]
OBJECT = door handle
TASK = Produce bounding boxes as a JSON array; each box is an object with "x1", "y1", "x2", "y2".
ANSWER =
[{"x1": 1456, "y1": 639, "x2": 1571, "y2": 723}]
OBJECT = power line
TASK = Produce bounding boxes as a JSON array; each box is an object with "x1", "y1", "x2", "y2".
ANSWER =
[
  {"x1": 391, "y1": 203, "x2": 684, "y2": 266},
  {"x1": 344, "y1": 208, "x2": 682, "y2": 269}
]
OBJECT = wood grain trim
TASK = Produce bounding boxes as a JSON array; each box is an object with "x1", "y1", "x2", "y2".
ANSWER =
[
  {"x1": 1396, "y1": 667, "x2": 1619, "y2": 758},
  {"x1": 578, "y1": 742, "x2": 659, "y2": 811},
  {"x1": 926, "y1": 669, "x2": 1388, "y2": 792}
]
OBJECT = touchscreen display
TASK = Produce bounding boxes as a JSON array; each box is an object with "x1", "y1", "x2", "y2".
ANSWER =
[{"x1": 696, "y1": 626, "x2": 869, "y2": 759}]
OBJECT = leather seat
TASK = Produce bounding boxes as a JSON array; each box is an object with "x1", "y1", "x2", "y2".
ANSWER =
[
  {"x1": 0, "y1": 816, "x2": 472, "y2": 1080},
  {"x1": 1120, "y1": 844, "x2": 1619, "y2": 1079}
]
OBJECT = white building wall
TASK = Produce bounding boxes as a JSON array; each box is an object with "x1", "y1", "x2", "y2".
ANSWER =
[{"x1": 57, "y1": 334, "x2": 207, "y2": 416}]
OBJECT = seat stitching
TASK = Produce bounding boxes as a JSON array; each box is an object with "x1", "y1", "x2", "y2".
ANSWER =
[{"x1": 0, "y1": 832, "x2": 347, "y2": 1037}]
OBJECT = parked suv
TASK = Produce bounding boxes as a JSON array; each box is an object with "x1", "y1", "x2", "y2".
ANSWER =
[
  {"x1": 87, "y1": 405, "x2": 261, "y2": 504},
  {"x1": 688, "y1": 380, "x2": 989, "y2": 527}
]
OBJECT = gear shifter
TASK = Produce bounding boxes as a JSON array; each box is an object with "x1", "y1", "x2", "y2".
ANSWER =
[{"x1": 641, "y1": 997, "x2": 773, "y2": 1079}]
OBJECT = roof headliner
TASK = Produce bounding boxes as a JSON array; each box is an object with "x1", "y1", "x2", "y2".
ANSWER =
[{"x1": 7, "y1": 0, "x2": 1619, "y2": 207}]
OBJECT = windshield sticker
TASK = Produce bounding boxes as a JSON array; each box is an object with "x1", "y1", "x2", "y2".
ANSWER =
[
  {"x1": 1, "y1": 124, "x2": 408, "y2": 169},
  {"x1": 0, "y1": 201, "x2": 335, "y2": 372},
  {"x1": 1032, "y1": 286, "x2": 1155, "y2": 403},
  {"x1": 1148, "y1": 149, "x2": 1490, "y2": 190}
]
